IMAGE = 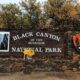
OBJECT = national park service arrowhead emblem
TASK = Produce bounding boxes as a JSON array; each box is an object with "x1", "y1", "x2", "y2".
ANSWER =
[{"x1": 73, "y1": 33, "x2": 80, "y2": 52}]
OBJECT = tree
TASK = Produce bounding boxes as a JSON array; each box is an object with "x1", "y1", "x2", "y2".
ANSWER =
[
  {"x1": 44, "y1": 0, "x2": 66, "y2": 28},
  {"x1": 20, "y1": 0, "x2": 41, "y2": 29},
  {"x1": 0, "y1": 0, "x2": 80, "y2": 30},
  {"x1": 64, "y1": 0, "x2": 78, "y2": 18},
  {"x1": 44, "y1": 0, "x2": 79, "y2": 30},
  {"x1": 0, "y1": 3, "x2": 21, "y2": 29}
]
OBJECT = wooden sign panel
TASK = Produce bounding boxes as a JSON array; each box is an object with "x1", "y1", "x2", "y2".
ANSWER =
[
  {"x1": 0, "y1": 30, "x2": 80, "y2": 72},
  {"x1": 0, "y1": 30, "x2": 65, "y2": 56}
]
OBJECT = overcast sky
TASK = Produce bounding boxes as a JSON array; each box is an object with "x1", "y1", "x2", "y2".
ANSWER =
[
  {"x1": 0, "y1": 0, "x2": 47, "y2": 4},
  {"x1": 0, "y1": 0, "x2": 80, "y2": 5}
]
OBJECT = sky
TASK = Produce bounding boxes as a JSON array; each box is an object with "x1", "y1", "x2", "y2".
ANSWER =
[
  {"x1": 0, "y1": 0, "x2": 80, "y2": 4},
  {"x1": 0, "y1": 0, "x2": 47, "y2": 4}
]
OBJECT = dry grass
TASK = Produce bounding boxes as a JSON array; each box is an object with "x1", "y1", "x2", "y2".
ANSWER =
[{"x1": 0, "y1": 72, "x2": 80, "y2": 80}]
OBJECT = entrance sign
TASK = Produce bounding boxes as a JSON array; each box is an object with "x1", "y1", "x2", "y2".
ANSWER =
[
  {"x1": 0, "y1": 30, "x2": 65, "y2": 56},
  {"x1": 0, "y1": 30, "x2": 80, "y2": 72},
  {"x1": 10, "y1": 30, "x2": 64, "y2": 55}
]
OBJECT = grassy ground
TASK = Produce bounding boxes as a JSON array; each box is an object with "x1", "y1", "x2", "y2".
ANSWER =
[{"x1": 0, "y1": 72, "x2": 80, "y2": 80}]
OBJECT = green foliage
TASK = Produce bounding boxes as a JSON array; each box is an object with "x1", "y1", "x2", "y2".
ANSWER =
[
  {"x1": 0, "y1": 4, "x2": 21, "y2": 28},
  {"x1": 0, "y1": 0, "x2": 80, "y2": 30},
  {"x1": 20, "y1": 0, "x2": 41, "y2": 29}
]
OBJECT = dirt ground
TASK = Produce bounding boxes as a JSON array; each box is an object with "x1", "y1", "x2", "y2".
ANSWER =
[{"x1": 0, "y1": 72, "x2": 80, "y2": 80}]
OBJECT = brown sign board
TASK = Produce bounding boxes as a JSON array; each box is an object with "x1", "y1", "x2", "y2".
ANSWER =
[
  {"x1": 0, "y1": 30, "x2": 80, "y2": 72},
  {"x1": 0, "y1": 29, "x2": 65, "y2": 57}
]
